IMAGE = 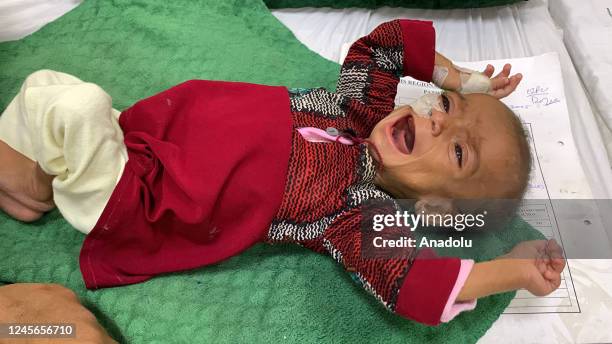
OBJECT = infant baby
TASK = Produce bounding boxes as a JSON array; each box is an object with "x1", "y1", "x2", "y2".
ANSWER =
[{"x1": 0, "y1": 19, "x2": 564, "y2": 326}]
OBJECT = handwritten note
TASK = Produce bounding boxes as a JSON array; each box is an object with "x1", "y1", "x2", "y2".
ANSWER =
[{"x1": 526, "y1": 85, "x2": 561, "y2": 107}]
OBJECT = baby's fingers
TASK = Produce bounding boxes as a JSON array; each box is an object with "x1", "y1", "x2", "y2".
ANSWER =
[
  {"x1": 507, "y1": 73, "x2": 523, "y2": 92},
  {"x1": 545, "y1": 239, "x2": 563, "y2": 256},
  {"x1": 482, "y1": 64, "x2": 495, "y2": 78},
  {"x1": 543, "y1": 269, "x2": 562, "y2": 290},
  {"x1": 494, "y1": 64, "x2": 512, "y2": 79},
  {"x1": 489, "y1": 73, "x2": 522, "y2": 99},
  {"x1": 546, "y1": 239, "x2": 566, "y2": 273},
  {"x1": 490, "y1": 75, "x2": 510, "y2": 91}
]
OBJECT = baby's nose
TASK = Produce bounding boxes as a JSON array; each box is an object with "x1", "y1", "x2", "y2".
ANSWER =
[{"x1": 430, "y1": 109, "x2": 447, "y2": 136}]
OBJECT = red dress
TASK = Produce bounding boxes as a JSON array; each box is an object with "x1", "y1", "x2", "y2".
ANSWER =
[{"x1": 80, "y1": 19, "x2": 460, "y2": 326}]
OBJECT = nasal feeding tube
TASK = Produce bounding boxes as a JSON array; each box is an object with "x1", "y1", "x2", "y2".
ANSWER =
[{"x1": 409, "y1": 93, "x2": 444, "y2": 118}]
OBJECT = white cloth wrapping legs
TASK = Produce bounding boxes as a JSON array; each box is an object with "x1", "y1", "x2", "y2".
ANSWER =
[{"x1": 0, "y1": 70, "x2": 127, "y2": 233}]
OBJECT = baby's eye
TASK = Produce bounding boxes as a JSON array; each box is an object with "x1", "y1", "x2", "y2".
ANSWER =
[
  {"x1": 441, "y1": 94, "x2": 450, "y2": 113},
  {"x1": 454, "y1": 143, "x2": 463, "y2": 167}
]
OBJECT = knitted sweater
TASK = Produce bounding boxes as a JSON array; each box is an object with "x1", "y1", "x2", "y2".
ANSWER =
[
  {"x1": 267, "y1": 20, "x2": 469, "y2": 325},
  {"x1": 79, "y1": 19, "x2": 472, "y2": 326}
]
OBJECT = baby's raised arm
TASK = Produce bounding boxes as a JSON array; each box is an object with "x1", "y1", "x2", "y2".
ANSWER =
[
  {"x1": 337, "y1": 19, "x2": 437, "y2": 117},
  {"x1": 336, "y1": 19, "x2": 523, "y2": 125},
  {"x1": 434, "y1": 52, "x2": 523, "y2": 98}
]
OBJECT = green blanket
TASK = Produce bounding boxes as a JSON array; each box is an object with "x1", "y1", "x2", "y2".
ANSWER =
[{"x1": 0, "y1": 1, "x2": 540, "y2": 343}]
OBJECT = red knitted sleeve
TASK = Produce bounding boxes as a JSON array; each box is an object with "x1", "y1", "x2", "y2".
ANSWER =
[
  {"x1": 323, "y1": 206, "x2": 460, "y2": 326},
  {"x1": 336, "y1": 19, "x2": 436, "y2": 117}
]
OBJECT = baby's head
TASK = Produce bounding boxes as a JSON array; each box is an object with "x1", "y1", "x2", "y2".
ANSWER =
[{"x1": 369, "y1": 92, "x2": 531, "y2": 203}]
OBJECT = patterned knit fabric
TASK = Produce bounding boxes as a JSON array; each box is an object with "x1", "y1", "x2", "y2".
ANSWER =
[{"x1": 267, "y1": 20, "x2": 436, "y2": 318}]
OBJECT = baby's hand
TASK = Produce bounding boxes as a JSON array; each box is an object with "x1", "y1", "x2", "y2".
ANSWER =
[
  {"x1": 433, "y1": 52, "x2": 522, "y2": 98},
  {"x1": 501, "y1": 239, "x2": 566, "y2": 296},
  {"x1": 481, "y1": 63, "x2": 523, "y2": 99},
  {"x1": 457, "y1": 239, "x2": 565, "y2": 301}
]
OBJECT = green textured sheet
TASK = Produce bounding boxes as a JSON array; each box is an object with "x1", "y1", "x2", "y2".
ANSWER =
[
  {"x1": 264, "y1": 0, "x2": 524, "y2": 9},
  {"x1": 0, "y1": 1, "x2": 540, "y2": 343}
]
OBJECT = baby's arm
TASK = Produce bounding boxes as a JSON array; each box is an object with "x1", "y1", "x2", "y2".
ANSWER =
[
  {"x1": 337, "y1": 19, "x2": 522, "y2": 123},
  {"x1": 337, "y1": 19, "x2": 436, "y2": 116},
  {"x1": 325, "y1": 204, "x2": 565, "y2": 325},
  {"x1": 324, "y1": 206, "x2": 471, "y2": 326},
  {"x1": 457, "y1": 239, "x2": 566, "y2": 301}
]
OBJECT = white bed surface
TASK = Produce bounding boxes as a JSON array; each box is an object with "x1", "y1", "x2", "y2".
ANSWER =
[
  {"x1": 549, "y1": 0, "x2": 612, "y2": 168},
  {"x1": 0, "y1": 0, "x2": 81, "y2": 42}
]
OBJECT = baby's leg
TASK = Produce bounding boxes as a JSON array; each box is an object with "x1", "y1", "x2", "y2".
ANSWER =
[{"x1": 0, "y1": 70, "x2": 128, "y2": 233}]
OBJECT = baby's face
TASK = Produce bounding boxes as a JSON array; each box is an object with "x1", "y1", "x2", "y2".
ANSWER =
[{"x1": 369, "y1": 92, "x2": 522, "y2": 199}]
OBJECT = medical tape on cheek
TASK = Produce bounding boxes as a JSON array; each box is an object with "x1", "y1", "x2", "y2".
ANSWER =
[
  {"x1": 454, "y1": 65, "x2": 492, "y2": 94},
  {"x1": 410, "y1": 93, "x2": 444, "y2": 118}
]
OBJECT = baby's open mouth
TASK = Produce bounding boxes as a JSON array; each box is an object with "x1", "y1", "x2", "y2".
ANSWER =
[{"x1": 390, "y1": 114, "x2": 415, "y2": 155}]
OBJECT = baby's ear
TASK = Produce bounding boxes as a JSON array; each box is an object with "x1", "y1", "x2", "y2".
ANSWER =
[{"x1": 414, "y1": 197, "x2": 456, "y2": 216}]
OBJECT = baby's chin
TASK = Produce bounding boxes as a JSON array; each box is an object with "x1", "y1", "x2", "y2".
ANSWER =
[{"x1": 371, "y1": 170, "x2": 420, "y2": 200}]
